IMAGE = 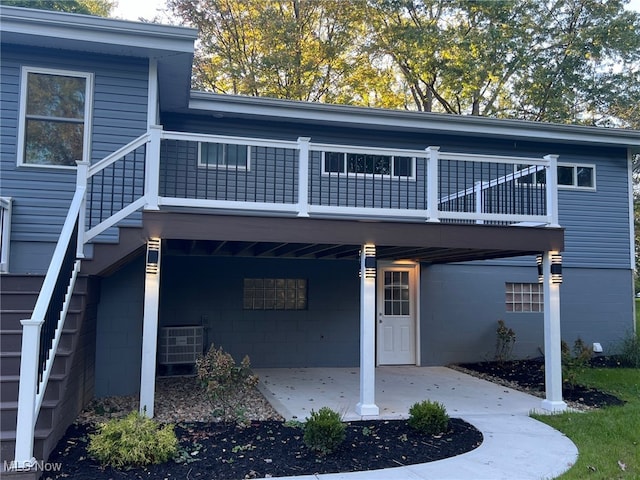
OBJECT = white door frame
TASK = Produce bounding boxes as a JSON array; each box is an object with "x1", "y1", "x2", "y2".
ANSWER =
[{"x1": 376, "y1": 261, "x2": 420, "y2": 366}]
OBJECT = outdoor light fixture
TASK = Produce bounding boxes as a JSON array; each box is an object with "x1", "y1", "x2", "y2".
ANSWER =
[
  {"x1": 146, "y1": 238, "x2": 161, "y2": 275},
  {"x1": 363, "y1": 244, "x2": 376, "y2": 279},
  {"x1": 537, "y1": 253, "x2": 562, "y2": 284},
  {"x1": 551, "y1": 253, "x2": 562, "y2": 284},
  {"x1": 537, "y1": 254, "x2": 543, "y2": 283}
]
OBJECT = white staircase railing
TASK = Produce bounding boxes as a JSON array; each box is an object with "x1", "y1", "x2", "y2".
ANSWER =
[{"x1": 13, "y1": 185, "x2": 85, "y2": 470}]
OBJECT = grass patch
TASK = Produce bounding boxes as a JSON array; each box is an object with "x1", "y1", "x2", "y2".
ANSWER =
[{"x1": 533, "y1": 367, "x2": 640, "y2": 479}]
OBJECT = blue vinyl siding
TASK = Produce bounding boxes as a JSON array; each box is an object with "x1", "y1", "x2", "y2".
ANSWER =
[{"x1": 0, "y1": 44, "x2": 149, "y2": 273}]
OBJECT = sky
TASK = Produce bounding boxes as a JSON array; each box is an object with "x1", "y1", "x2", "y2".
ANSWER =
[
  {"x1": 114, "y1": 0, "x2": 640, "y2": 23},
  {"x1": 112, "y1": 0, "x2": 168, "y2": 22}
]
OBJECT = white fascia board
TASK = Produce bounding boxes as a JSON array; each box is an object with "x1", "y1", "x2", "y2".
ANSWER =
[
  {"x1": 189, "y1": 92, "x2": 640, "y2": 148},
  {"x1": 0, "y1": 6, "x2": 197, "y2": 58}
]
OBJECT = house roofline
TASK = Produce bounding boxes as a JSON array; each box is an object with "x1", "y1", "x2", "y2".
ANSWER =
[
  {"x1": 188, "y1": 92, "x2": 640, "y2": 149},
  {"x1": 0, "y1": 6, "x2": 198, "y2": 57}
]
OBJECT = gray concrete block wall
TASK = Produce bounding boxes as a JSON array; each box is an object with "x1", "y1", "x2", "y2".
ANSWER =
[
  {"x1": 94, "y1": 256, "x2": 144, "y2": 397},
  {"x1": 159, "y1": 256, "x2": 360, "y2": 369},
  {"x1": 419, "y1": 263, "x2": 634, "y2": 365}
]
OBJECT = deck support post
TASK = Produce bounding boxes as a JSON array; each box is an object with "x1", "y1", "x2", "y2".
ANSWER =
[
  {"x1": 356, "y1": 244, "x2": 379, "y2": 417},
  {"x1": 140, "y1": 238, "x2": 162, "y2": 417},
  {"x1": 540, "y1": 251, "x2": 567, "y2": 412},
  {"x1": 13, "y1": 318, "x2": 43, "y2": 470}
]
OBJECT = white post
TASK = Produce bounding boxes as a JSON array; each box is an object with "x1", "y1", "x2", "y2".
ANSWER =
[
  {"x1": 140, "y1": 238, "x2": 161, "y2": 417},
  {"x1": 145, "y1": 125, "x2": 162, "y2": 211},
  {"x1": 147, "y1": 59, "x2": 159, "y2": 127},
  {"x1": 426, "y1": 147, "x2": 440, "y2": 222},
  {"x1": 76, "y1": 161, "x2": 89, "y2": 258},
  {"x1": 297, "y1": 137, "x2": 311, "y2": 217},
  {"x1": 13, "y1": 318, "x2": 43, "y2": 470},
  {"x1": 356, "y1": 244, "x2": 379, "y2": 417},
  {"x1": 474, "y1": 181, "x2": 484, "y2": 225},
  {"x1": 541, "y1": 251, "x2": 567, "y2": 412},
  {"x1": 544, "y1": 154, "x2": 560, "y2": 228}
]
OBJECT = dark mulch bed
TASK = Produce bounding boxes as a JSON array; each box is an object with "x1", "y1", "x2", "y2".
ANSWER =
[
  {"x1": 459, "y1": 357, "x2": 626, "y2": 409},
  {"x1": 44, "y1": 418, "x2": 483, "y2": 479}
]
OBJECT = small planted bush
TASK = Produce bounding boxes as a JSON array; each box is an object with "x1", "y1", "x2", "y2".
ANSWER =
[
  {"x1": 303, "y1": 407, "x2": 346, "y2": 455},
  {"x1": 561, "y1": 338, "x2": 592, "y2": 387},
  {"x1": 408, "y1": 400, "x2": 449, "y2": 435},
  {"x1": 196, "y1": 344, "x2": 259, "y2": 421},
  {"x1": 616, "y1": 331, "x2": 640, "y2": 368},
  {"x1": 88, "y1": 411, "x2": 177, "y2": 468},
  {"x1": 495, "y1": 319, "x2": 516, "y2": 363}
]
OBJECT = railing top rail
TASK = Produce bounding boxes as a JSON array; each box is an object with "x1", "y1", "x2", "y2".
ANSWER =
[
  {"x1": 439, "y1": 164, "x2": 546, "y2": 203},
  {"x1": 310, "y1": 142, "x2": 430, "y2": 158},
  {"x1": 29, "y1": 186, "x2": 84, "y2": 324},
  {"x1": 87, "y1": 133, "x2": 150, "y2": 177},
  {"x1": 438, "y1": 151, "x2": 550, "y2": 165},
  {"x1": 161, "y1": 130, "x2": 299, "y2": 150},
  {"x1": 0, "y1": 197, "x2": 12, "y2": 208}
]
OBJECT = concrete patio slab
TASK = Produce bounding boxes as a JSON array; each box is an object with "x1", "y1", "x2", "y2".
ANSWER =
[{"x1": 255, "y1": 366, "x2": 578, "y2": 480}]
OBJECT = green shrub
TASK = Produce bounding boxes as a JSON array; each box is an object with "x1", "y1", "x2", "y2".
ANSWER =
[
  {"x1": 303, "y1": 407, "x2": 346, "y2": 455},
  {"x1": 88, "y1": 411, "x2": 177, "y2": 468},
  {"x1": 196, "y1": 344, "x2": 259, "y2": 421},
  {"x1": 561, "y1": 338, "x2": 592, "y2": 387},
  {"x1": 616, "y1": 331, "x2": 640, "y2": 368},
  {"x1": 408, "y1": 400, "x2": 449, "y2": 435},
  {"x1": 495, "y1": 319, "x2": 516, "y2": 363}
]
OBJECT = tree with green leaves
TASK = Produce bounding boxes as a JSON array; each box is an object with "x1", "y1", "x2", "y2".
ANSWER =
[
  {"x1": 366, "y1": 0, "x2": 640, "y2": 126},
  {"x1": 0, "y1": 0, "x2": 114, "y2": 16},
  {"x1": 168, "y1": 0, "x2": 373, "y2": 102},
  {"x1": 169, "y1": 0, "x2": 640, "y2": 127}
]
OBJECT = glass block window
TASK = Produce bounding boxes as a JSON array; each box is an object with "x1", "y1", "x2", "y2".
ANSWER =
[
  {"x1": 384, "y1": 270, "x2": 410, "y2": 315},
  {"x1": 243, "y1": 278, "x2": 307, "y2": 310},
  {"x1": 505, "y1": 282, "x2": 543, "y2": 312}
]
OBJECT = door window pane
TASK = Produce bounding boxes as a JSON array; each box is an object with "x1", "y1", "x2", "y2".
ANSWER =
[{"x1": 384, "y1": 271, "x2": 410, "y2": 316}]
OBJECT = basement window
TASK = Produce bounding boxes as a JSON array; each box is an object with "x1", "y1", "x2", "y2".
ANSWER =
[
  {"x1": 505, "y1": 282, "x2": 543, "y2": 312},
  {"x1": 243, "y1": 278, "x2": 307, "y2": 310}
]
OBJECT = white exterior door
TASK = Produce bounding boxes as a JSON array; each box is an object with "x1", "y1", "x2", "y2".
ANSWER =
[{"x1": 377, "y1": 266, "x2": 417, "y2": 365}]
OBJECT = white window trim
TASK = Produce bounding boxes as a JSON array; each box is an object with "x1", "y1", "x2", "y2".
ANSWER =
[
  {"x1": 197, "y1": 142, "x2": 251, "y2": 171},
  {"x1": 515, "y1": 162, "x2": 596, "y2": 191},
  {"x1": 557, "y1": 163, "x2": 596, "y2": 191},
  {"x1": 321, "y1": 151, "x2": 416, "y2": 180},
  {"x1": 0, "y1": 197, "x2": 12, "y2": 273},
  {"x1": 17, "y1": 66, "x2": 93, "y2": 170}
]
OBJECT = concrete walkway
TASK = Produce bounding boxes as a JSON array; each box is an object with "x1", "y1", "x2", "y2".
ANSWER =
[{"x1": 255, "y1": 366, "x2": 578, "y2": 480}]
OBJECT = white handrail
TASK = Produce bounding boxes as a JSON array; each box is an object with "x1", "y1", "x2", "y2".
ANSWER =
[
  {"x1": 14, "y1": 186, "x2": 84, "y2": 469},
  {"x1": 162, "y1": 130, "x2": 298, "y2": 150},
  {"x1": 439, "y1": 164, "x2": 545, "y2": 203},
  {"x1": 28, "y1": 187, "x2": 85, "y2": 324},
  {"x1": 87, "y1": 133, "x2": 150, "y2": 177},
  {"x1": 35, "y1": 259, "x2": 81, "y2": 414},
  {"x1": 0, "y1": 196, "x2": 12, "y2": 273}
]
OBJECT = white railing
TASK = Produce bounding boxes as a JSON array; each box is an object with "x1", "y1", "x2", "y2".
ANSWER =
[
  {"x1": 154, "y1": 130, "x2": 558, "y2": 226},
  {"x1": 13, "y1": 184, "x2": 85, "y2": 470},
  {"x1": 0, "y1": 196, "x2": 12, "y2": 273}
]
